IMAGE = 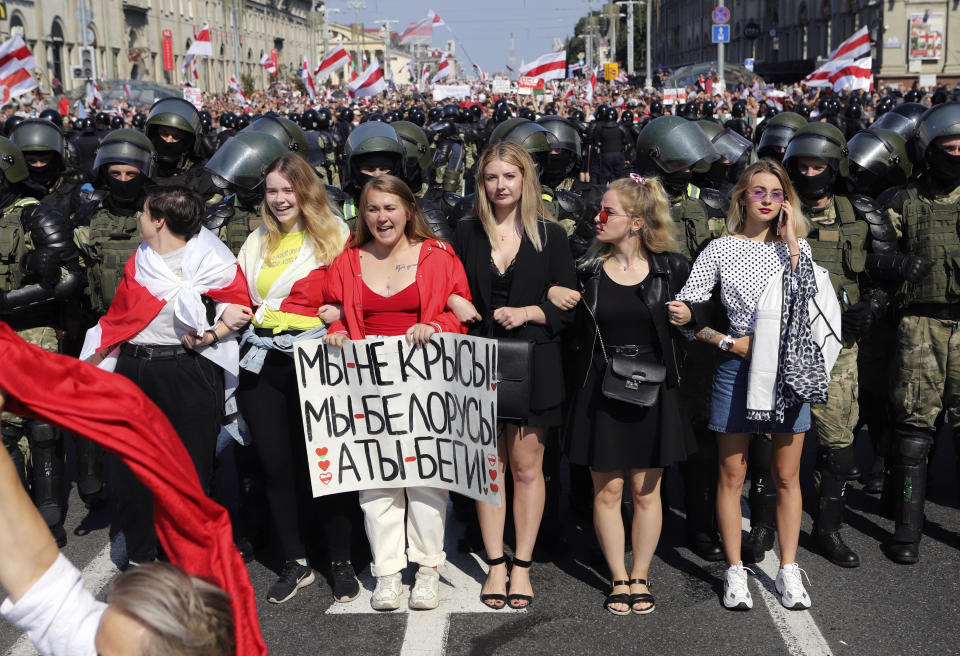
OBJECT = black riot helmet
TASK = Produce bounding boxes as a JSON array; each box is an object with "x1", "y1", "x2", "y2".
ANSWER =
[
  {"x1": 903, "y1": 89, "x2": 923, "y2": 104},
  {"x1": 931, "y1": 89, "x2": 949, "y2": 106},
  {"x1": 316, "y1": 107, "x2": 333, "y2": 130},
  {"x1": 405, "y1": 106, "x2": 426, "y2": 127},
  {"x1": 204, "y1": 131, "x2": 288, "y2": 192},
  {"x1": 874, "y1": 96, "x2": 896, "y2": 117},
  {"x1": 648, "y1": 99, "x2": 663, "y2": 117},
  {"x1": 39, "y1": 109, "x2": 63, "y2": 129},
  {"x1": 845, "y1": 101, "x2": 863, "y2": 120},
  {"x1": 468, "y1": 104, "x2": 483, "y2": 121},
  {"x1": 427, "y1": 106, "x2": 443, "y2": 123},
  {"x1": 10, "y1": 119, "x2": 65, "y2": 159},
  {"x1": 144, "y1": 97, "x2": 202, "y2": 158},
  {"x1": 343, "y1": 122, "x2": 407, "y2": 191},
  {"x1": 300, "y1": 108, "x2": 320, "y2": 131},
  {"x1": 847, "y1": 128, "x2": 912, "y2": 196},
  {"x1": 696, "y1": 120, "x2": 753, "y2": 191},
  {"x1": 488, "y1": 118, "x2": 558, "y2": 171},
  {"x1": 132, "y1": 112, "x2": 148, "y2": 130},
  {"x1": 241, "y1": 116, "x2": 309, "y2": 161},
  {"x1": 915, "y1": 102, "x2": 960, "y2": 188},
  {"x1": 219, "y1": 112, "x2": 236, "y2": 130},
  {"x1": 871, "y1": 102, "x2": 927, "y2": 141},
  {"x1": 569, "y1": 108, "x2": 586, "y2": 124},
  {"x1": 3, "y1": 115, "x2": 24, "y2": 137},
  {"x1": 731, "y1": 101, "x2": 746, "y2": 118},
  {"x1": 536, "y1": 115, "x2": 582, "y2": 186},
  {"x1": 95, "y1": 112, "x2": 112, "y2": 130},
  {"x1": 93, "y1": 128, "x2": 156, "y2": 179},
  {"x1": 363, "y1": 112, "x2": 385, "y2": 123},
  {"x1": 110, "y1": 114, "x2": 124, "y2": 130},
  {"x1": 677, "y1": 103, "x2": 699, "y2": 120},
  {"x1": 620, "y1": 109, "x2": 634, "y2": 125},
  {"x1": 783, "y1": 122, "x2": 849, "y2": 201},
  {"x1": 199, "y1": 110, "x2": 213, "y2": 132},
  {"x1": 442, "y1": 104, "x2": 460, "y2": 122},
  {"x1": 493, "y1": 105, "x2": 512, "y2": 123},
  {"x1": 794, "y1": 102, "x2": 811, "y2": 119},
  {"x1": 391, "y1": 120, "x2": 432, "y2": 189},
  {"x1": 234, "y1": 113, "x2": 252, "y2": 130},
  {"x1": 757, "y1": 112, "x2": 808, "y2": 161},
  {"x1": 338, "y1": 106, "x2": 355, "y2": 124},
  {"x1": 0, "y1": 136, "x2": 30, "y2": 184},
  {"x1": 287, "y1": 111, "x2": 301, "y2": 125},
  {"x1": 635, "y1": 116, "x2": 720, "y2": 196},
  {"x1": 701, "y1": 100, "x2": 716, "y2": 118},
  {"x1": 518, "y1": 106, "x2": 537, "y2": 121}
]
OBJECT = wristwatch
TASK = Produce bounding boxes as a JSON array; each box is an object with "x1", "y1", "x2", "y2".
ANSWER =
[{"x1": 718, "y1": 335, "x2": 735, "y2": 351}]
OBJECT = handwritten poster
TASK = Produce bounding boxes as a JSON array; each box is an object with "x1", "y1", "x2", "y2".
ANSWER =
[{"x1": 294, "y1": 334, "x2": 501, "y2": 506}]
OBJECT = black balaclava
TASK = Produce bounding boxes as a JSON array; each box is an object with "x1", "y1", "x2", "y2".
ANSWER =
[
  {"x1": 235, "y1": 186, "x2": 264, "y2": 210},
  {"x1": 105, "y1": 172, "x2": 148, "y2": 213},
  {"x1": 662, "y1": 169, "x2": 693, "y2": 197},
  {"x1": 152, "y1": 136, "x2": 193, "y2": 175},
  {"x1": 542, "y1": 151, "x2": 575, "y2": 188},
  {"x1": 26, "y1": 155, "x2": 62, "y2": 189},
  {"x1": 788, "y1": 161, "x2": 836, "y2": 203},
  {"x1": 926, "y1": 146, "x2": 960, "y2": 191},
  {"x1": 351, "y1": 153, "x2": 398, "y2": 194}
]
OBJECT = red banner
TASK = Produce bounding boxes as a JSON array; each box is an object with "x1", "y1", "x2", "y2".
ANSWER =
[
  {"x1": 518, "y1": 76, "x2": 545, "y2": 90},
  {"x1": 162, "y1": 29, "x2": 174, "y2": 71}
]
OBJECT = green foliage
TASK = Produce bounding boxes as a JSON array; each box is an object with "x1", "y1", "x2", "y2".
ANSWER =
[{"x1": 240, "y1": 73, "x2": 256, "y2": 96}]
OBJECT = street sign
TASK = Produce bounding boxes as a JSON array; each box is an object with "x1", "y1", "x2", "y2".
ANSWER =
[
  {"x1": 712, "y1": 6, "x2": 730, "y2": 24},
  {"x1": 744, "y1": 22, "x2": 760, "y2": 39},
  {"x1": 604, "y1": 62, "x2": 619, "y2": 81},
  {"x1": 744, "y1": 58, "x2": 755, "y2": 71},
  {"x1": 712, "y1": 24, "x2": 730, "y2": 44}
]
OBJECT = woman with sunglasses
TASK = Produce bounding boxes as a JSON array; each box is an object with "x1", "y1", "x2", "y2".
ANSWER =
[
  {"x1": 672, "y1": 160, "x2": 814, "y2": 612},
  {"x1": 564, "y1": 175, "x2": 696, "y2": 615}
]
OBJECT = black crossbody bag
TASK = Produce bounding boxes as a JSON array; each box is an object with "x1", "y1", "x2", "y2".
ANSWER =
[
  {"x1": 495, "y1": 337, "x2": 534, "y2": 423},
  {"x1": 596, "y1": 327, "x2": 665, "y2": 407}
]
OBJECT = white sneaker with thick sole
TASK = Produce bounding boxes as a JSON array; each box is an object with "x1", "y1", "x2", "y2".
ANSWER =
[
  {"x1": 371, "y1": 572, "x2": 403, "y2": 611},
  {"x1": 409, "y1": 566, "x2": 440, "y2": 610},
  {"x1": 775, "y1": 563, "x2": 812, "y2": 610},
  {"x1": 722, "y1": 561, "x2": 754, "y2": 610}
]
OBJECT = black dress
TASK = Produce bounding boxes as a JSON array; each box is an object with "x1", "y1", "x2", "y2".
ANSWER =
[{"x1": 565, "y1": 269, "x2": 695, "y2": 472}]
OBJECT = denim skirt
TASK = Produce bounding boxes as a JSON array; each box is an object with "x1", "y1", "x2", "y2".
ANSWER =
[{"x1": 708, "y1": 346, "x2": 810, "y2": 435}]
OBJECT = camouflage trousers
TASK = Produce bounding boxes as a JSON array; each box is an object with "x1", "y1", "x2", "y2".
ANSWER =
[
  {"x1": 890, "y1": 315, "x2": 960, "y2": 434},
  {"x1": 1, "y1": 326, "x2": 58, "y2": 429},
  {"x1": 810, "y1": 344, "x2": 859, "y2": 450}
]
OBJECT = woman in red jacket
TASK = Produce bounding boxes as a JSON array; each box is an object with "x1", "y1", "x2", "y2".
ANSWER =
[{"x1": 324, "y1": 174, "x2": 469, "y2": 612}]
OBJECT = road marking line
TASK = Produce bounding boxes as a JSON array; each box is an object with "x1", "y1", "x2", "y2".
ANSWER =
[
  {"x1": 742, "y1": 517, "x2": 833, "y2": 656},
  {"x1": 326, "y1": 503, "x2": 521, "y2": 656},
  {"x1": 6, "y1": 543, "x2": 117, "y2": 656}
]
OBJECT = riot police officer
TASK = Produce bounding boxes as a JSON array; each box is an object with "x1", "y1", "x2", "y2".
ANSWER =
[
  {"x1": 300, "y1": 108, "x2": 340, "y2": 187},
  {"x1": 0, "y1": 136, "x2": 83, "y2": 547},
  {"x1": 725, "y1": 101, "x2": 752, "y2": 140},
  {"x1": 391, "y1": 119, "x2": 435, "y2": 199},
  {"x1": 883, "y1": 102, "x2": 960, "y2": 564},
  {"x1": 635, "y1": 116, "x2": 726, "y2": 560},
  {"x1": 203, "y1": 131, "x2": 288, "y2": 255},
  {"x1": 781, "y1": 122, "x2": 906, "y2": 567},
  {"x1": 143, "y1": 97, "x2": 212, "y2": 195},
  {"x1": 847, "y1": 128, "x2": 913, "y2": 199},
  {"x1": 9, "y1": 119, "x2": 84, "y2": 217},
  {"x1": 756, "y1": 112, "x2": 808, "y2": 162},
  {"x1": 694, "y1": 120, "x2": 753, "y2": 197},
  {"x1": 591, "y1": 105, "x2": 631, "y2": 184}
]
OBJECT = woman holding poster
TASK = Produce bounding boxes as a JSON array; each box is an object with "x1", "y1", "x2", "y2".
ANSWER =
[
  {"x1": 451, "y1": 142, "x2": 577, "y2": 610},
  {"x1": 323, "y1": 174, "x2": 470, "y2": 611},
  {"x1": 233, "y1": 153, "x2": 358, "y2": 606},
  {"x1": 563, "y1": 175, "x2": 696, "y2": 615}
]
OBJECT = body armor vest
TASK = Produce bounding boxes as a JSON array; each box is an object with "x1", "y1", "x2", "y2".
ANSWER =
[
  {"x1": 901, "y1": 187, "x2": 960, "y2": 305},
  {"x1": 219, "y1": 207, "x2": 263, "y2": 256},
  {"x1": 0, "y1": 199, "x2": 38, "y2": 292},
  {"x1": 85, "y1": 209, "x2": 141, "y2": 314},
  {"x1": 806, "y1": 196, "x2": 867, "y2": 306},
  {"x1": 672, "y1": 184, "x2": 724, "y2": 261}
]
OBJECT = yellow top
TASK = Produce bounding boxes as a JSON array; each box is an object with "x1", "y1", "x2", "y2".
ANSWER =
[{"x1": 254, "y1": 230, "x2": 323, "y2": 333}]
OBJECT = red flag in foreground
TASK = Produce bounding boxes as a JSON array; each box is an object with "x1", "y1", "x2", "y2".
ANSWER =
[{"x1": 0, "y1": 322, "x2": 266, "y2": 656}]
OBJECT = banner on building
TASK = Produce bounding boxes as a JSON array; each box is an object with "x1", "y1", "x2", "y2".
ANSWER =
[{"x1": 909, "y1": 12, "x2": 943, "y2": 61}]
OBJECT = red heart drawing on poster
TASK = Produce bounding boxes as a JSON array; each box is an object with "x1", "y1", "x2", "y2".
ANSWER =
[
  {"x1": 318, "y1": 460, "x2": 330, "y2": 471},
  {"x1": 316, "y1": 447, "x2": 328, "y2": 457},
  {"x1": 484, "y1": 487, "x2": 489, "y2": 494},
  {"x1": 490, "y1": 483, "x2": 499, "y2": 493},
  {"x1": 487, "y1": 454, "x2": 497, "y2": 467},
  {"x1": 318, "y1": 472, "x2": 332, "y2": 485},
  {"x1": 346, "y1": 362, "x2": 356, "y2": 368},
  {"x1": 491, "y1": 383, "x2": 497, "y2": 390},
  {"x1": 489, "y1": 469, "x2": 497, "y2": 480}
]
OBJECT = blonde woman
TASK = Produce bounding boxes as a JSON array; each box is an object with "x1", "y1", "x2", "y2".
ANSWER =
[
  {"x1": 564, "y1": 175, "x2": 697, "y2": 615},
  {"x1": 451, "y1": 142, "x2": 577, "y2": 609},
  {"x1": 234, "y1": 153, "x2": 357, "y2": 605},
  {"x1": 673, "y1": 159, "x2": 815, "y2": 612}
]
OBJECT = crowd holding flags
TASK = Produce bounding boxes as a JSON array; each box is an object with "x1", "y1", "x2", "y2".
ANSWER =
[{"x1": 347, "y1": 56, "x2": 386, "y2": 99}]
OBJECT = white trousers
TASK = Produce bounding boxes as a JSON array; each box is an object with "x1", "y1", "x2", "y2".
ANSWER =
[{"x1": 359, "y1": 486, "x2": 448, "y2": 577}]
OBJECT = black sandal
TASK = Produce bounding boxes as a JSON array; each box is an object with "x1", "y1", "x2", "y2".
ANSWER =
[
  {"x1": 629, "y1": 578, "x2": 655, "y2": 615},
  {"x1": 480, "y1": 555, "x2": 509, "y2": 610},
  {"x1": 605, "y1": 579, "x2": 632, "y2": 616},
  {"x1": 507, "y1": 557, "x2": 534, "y2": 609}
]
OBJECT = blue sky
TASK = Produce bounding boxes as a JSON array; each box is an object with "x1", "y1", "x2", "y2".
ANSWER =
[{"x1": 330, "y1": 0, "x2": 590, "y2": 73}]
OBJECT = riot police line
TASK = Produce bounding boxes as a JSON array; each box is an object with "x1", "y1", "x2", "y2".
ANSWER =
[{"x1": 0, "y1": 87, "x2": 958, "y2": 618}]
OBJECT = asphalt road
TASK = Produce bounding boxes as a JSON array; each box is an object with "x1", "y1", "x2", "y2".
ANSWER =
[{"x1": 2, "y1": 427, "x2": 960, "y2": 656}]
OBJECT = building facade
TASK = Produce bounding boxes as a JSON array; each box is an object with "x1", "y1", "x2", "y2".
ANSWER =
[{"x1": 649, "y1": 0, "x2": 959, "y2": 86}]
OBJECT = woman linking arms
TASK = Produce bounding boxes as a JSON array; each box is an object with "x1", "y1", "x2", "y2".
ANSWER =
[
  {"x1": 323, "y1": 174, "x2": 470, "y2": 611},
  {"x1": 564, "y1": 175, "x2": 696, "y2": 615},
  {"x1": 672, "y1": 159, "x2": 815, "y2": 611},
  {"x1": 234, "y1": 153, "x2": 358, "y2": 605},
  {"x1": 451, "y1": 142, "x2": 577, "y2": 610}
]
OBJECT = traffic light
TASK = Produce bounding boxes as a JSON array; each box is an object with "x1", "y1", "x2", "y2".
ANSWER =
[{"x1": 79, "y1": 46, "x2": 95, "y2": 80}]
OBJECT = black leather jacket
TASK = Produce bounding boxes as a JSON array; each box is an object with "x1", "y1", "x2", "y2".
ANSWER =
[{"x1": 570, "y1": 250, "x2": 693, "y2": 390}]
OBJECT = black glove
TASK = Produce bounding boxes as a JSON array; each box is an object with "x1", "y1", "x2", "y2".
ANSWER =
[
  {"x1": 865, "y1": 252, "x2": 934, "y2": 283},
  {"x1": 842, "y1": 301, "x2": 874, "y2": 342},
  {"x1": 20, "y1": 248, "x2": 62, "y2": 284}
]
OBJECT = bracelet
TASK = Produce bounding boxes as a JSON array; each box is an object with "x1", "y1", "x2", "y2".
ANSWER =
[
  {"x1": 205, "y1": 329, "x2": 220, "y2": 344},
  {"x1": 789, "y1": 253, "x2": 801, "y2": 259},
  {"x1": 522, "y1": 307, "x2": 529, "y2": 327}
]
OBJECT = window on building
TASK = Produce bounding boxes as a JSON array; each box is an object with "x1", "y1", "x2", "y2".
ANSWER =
[
  {"x1": 10, "y1": 14, "x2": 24, "y2": 37},
  {"x1": 50, "y1": 20, "x2": 64, "y2": 85}
]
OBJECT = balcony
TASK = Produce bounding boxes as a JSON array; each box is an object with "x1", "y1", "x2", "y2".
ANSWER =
[{"x1": 122, "y1": 0, "x2": 151, "y2": 13}]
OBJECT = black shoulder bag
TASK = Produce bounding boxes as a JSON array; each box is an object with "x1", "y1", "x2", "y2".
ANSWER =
[
  {"x1": 597, "y1": 327, "x2": 666, "y2": 407},
  {"x1": 495, "y1": 337, "x2": 533, "y2": 423}
]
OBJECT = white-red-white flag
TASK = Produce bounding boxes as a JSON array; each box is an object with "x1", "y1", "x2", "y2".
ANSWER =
[
  {"x1": 260, "y1": 52, "x2": 277, "y2": 76},
  {"x1": 399, "y1": 18, "x2": 433, "y2": 46},
  {"x1": 419, "y1": 64, "x2": 430, "y2": 90},
  {"x1": 801, "y1": 58, "x2": 847, "y2": 88},
  {"x1": 586, "y1": 67, "x2": 597, "y2": 104},
  {"x1": 472, "y1": 63, "x2": 487, "y2": 81},
  {"x1": 427, "y1": 9, "x2": 445, "y2": 27},
  {"x1": 347, "y1": 57, "x2": 386, "y2": 98},
  {"x1": 85, "y1": 79, "x2": 102, "y2": 106},
  {"x1": 828, "y1": 26, "x2": 870, "y2": 61},
  {"x1": 186, "y1": 23, "x2": 213, "y2": 57},
  {"x1": 431, "y1": 58, "x2": 451, "y2": 84},
  {"x1": 519, "y1": 50, "x2": 566, "y2": 81},
  {"x1": 0, "y1": 35, "x2": 38, "y2": 104},
  {"x1": 830, "y1": 56, "x2": 872, "y2": 92},
  {"x1": 123, "y1": 83, "x2": 131, "y2": 100},
  {"x1": 315, "y1": 46, "x2": 350, "y2": 79},
  {"x1": 301, "y1": 57, "x2": 316, "y2": 99}
]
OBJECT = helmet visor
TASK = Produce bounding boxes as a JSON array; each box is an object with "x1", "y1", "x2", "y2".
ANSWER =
[
  {"x1": 871, "y1": 112, "x2": 916, "y2": 141},
  {"x1": 847, "y1": 132, "x2": 896, "y2": 177},
  {"x1": 94, "y1": 139, "x2": 155, "y2": 178},
  {"x1": 712, "y1": 129, "x2": 753, "y2": 164},
  {"x1": 758, "y1": 124, "x2": 798, "y2": 151},
  {"x1": 653, "y1": 122, "x2": 720, "y2": 172},
  {"x1": 204, "y1": 135, "x2": 284, "y2": 191}
]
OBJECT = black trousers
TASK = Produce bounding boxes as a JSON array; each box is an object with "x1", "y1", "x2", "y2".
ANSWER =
[
  {"x1": 237, "y1": 350, "x2": 353, "y2": 563},
  {"x1": 111, "y1": 349, "x2": 224, "y2": 562}
]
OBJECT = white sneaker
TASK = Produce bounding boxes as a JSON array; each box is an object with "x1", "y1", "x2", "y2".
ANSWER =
[
  {"x1": 409, "y1": 566, "x2": 440, "y2": 610},
  {"x1": 371, "y1": 572, "x2": 403, "y2": 611},
  {"x1": 722, "y1": 561, "x2": 754, "y2": 610},
  {"x1": 775, "y1": 563, "x2": 812, "y2": 610}
]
